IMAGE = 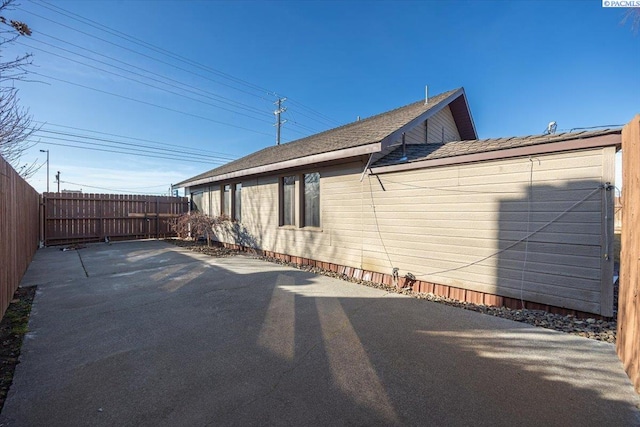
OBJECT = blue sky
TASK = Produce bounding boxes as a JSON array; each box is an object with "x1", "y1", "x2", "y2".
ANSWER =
[{"x1": 3, "y1": 0, "x2": 638, "y2": 194}]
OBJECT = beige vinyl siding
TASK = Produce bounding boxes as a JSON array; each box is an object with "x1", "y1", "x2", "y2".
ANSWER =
[
  {"x1": 427, "y1": 105, "x2": 460, "y2": 143},
  {"x1": 214, "y1": 163, "x2": 365, "y2": 266},
  {"x1": 387, "y1": 105, "x2": 461, "y2": 146},
  {"x1": 190, "y1": 146, "x2": 613, "y2": 316},
  {"x1": 360, "y1": 147, "x2": 613, "y2": 315},
  {"x1": 398, "y1": 121, "x2": 426, "y2": 144}
]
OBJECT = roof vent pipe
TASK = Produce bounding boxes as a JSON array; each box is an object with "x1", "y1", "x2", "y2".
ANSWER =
[
  {"x1": 357, "y1": 116, "x2": 361, "y2": 121},
  {"x1": 425, "y1": 85, "x2": 428, "y2": 105},
  {"x1": 400, "y1": 132, "x2": 407, "y2": 161}
]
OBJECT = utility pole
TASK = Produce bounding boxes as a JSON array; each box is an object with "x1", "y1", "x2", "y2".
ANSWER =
[
  {"x1": 274, "y1": 97, "x2": 287, "y2": 145},
  {"x1": 55, "y1": 171, "x2": 60, "y2": 193},
  {"x1": 39, "y1": 149, "x2": 49, "y2": 192}
]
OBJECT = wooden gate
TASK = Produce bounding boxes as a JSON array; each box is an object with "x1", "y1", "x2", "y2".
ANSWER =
[
  {"x1": 42, "y1": 193, "x2": 189, "y2": 246},
  {"x1": 617, "y1": 114, "x2": 640, "y2": 394}
]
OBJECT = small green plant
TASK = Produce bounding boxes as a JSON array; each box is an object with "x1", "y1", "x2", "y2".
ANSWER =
[
  {"x1": 0, "y1": 286, "x2": 36, "y2": 412},
  {"x1": 11, "y1": 324, "x2": 28, "y2": 335}
]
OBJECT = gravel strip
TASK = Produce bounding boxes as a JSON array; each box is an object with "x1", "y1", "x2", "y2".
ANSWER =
[{"x1": 165, "y1": 239, "x2": 617, "y2": 344}]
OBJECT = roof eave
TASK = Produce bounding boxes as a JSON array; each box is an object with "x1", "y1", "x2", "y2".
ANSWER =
[
  {"x1": 453, "y1": 89, "x2": 478, "y2": 140},
  {"x1": 176, "y1": 142, "x2": 382, "y2": 188},
  {"x1": 370, "y1": 133, "x2": 621, "y2": 175}
]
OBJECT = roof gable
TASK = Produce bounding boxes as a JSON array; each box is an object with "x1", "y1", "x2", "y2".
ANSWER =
[{"x1": 176, "y1": 88, "x2": 476, "y2": 188}]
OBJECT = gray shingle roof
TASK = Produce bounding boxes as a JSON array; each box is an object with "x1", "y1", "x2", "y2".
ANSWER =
[
  {"x1": 372, "y1": 128, "x2": 621, "y2": 168},
  {"x1": 176, "y1": 88, "x2": 464, "y2": 187}
]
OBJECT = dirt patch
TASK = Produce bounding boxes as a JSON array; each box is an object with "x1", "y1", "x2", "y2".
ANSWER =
[{"x1": 0, "y1": 286, "x2": 36, "y2": 413}]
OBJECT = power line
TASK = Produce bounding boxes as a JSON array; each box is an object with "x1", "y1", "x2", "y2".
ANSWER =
[
  {"x1": 37, "y1": 140, "x2": 225, "y2": 165},
  {"x1": 36, "y1": 134, "x2": 220, "y2": 161},
  {"x1": 32, "y1": 129, "x2": 235, "y2": 161},
  {"x1": 30, "y1": 71, "x2": 274, "y2": 137},
  {"x1": 20, "y1": 34, "x2": 273, "y2": 118},
  {"x1": 287, "y1": 98, "x2": 341, "y2": 126},
  {"x1": 283, "y1": 110, "x2": 319, "y2": 134},
  {"x1": 31, "y1": 120, "x2": 237, "y2": 158},
  {"x1": 20, "y1": 40, "x2": 314, "y2": 137},
  {"x1": 31, "y1": 0, "x2": 277, "y2": 96},
  {"x1": 17, "y1": 40, "x2": 274, "y2": 124},
  {"x1": 59, "y1": 180, "x2": 170, "y2": 195},
  {"x1": 21, "y1": 7, "x2": 277, "y2": 102},
  {"x1": 26, "y1": 0, "x2": 341, "y2": 127}
]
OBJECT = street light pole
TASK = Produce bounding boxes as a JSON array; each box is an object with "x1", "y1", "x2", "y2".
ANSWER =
[{"x1": 39, "y1": 149, "x2": 49, "y2": 192}]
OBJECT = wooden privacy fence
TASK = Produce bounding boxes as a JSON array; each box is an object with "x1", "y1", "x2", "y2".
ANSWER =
[
  {"x1": 0, "y1": 156, "x2": 40, "y2": 319},
  {"x1": 618, "y1": 114, "x2": 640, "y2": 394},
  {"x1": 42, "y1": 193, "x2": 189, "y2": 246}
]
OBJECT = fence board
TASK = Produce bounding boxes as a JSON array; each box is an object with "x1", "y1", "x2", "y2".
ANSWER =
[
  {"x1": 0, "y1": 156, "x2": 40, "y2": 319},
  {"x1": 617, "y1": 114, "x2": 640, "y2": 393},
  {"x1": 42, "y1": 193, "x2": 188, "y2": 246},
  {"x1": 615, "y1": 196, "x2": 622, "y2": 231}
]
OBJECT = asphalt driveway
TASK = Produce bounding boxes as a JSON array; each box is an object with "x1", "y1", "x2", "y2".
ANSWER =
[{"x1": 1, "y1": 240, "x2": 638, "y2": 426}]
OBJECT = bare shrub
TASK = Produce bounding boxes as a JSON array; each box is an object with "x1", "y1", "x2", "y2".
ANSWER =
[{"x1": 171, "y1": 212, "x2": 229, "y2": 246}]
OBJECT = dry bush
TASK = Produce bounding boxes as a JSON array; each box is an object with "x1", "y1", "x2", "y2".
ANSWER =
[{"x1": 171, "y1": 212, "x2": 229, "y2": 246}]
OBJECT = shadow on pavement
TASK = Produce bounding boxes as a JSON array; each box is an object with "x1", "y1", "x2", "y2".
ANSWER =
[{"x1": 1, "y1": 240, "x2": 637, "y2": 426}]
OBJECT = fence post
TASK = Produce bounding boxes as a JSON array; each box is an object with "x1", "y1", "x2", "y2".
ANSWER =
[
  {"x1": 39, "y1": 193, "x2": 44, "y2": 246},
  {"x1": 617, "y1": 114, "x2": 640, "y2": 393}
]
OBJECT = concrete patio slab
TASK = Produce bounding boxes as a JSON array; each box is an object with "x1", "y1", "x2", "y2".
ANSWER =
[{"x1": 1, "y1": 240, "x2": 638, "y2": 426}]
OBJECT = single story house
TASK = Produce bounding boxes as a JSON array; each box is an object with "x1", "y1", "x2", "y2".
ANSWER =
[{"x1": 175, "y1": 88, "x2": 618, "y2": 317}]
